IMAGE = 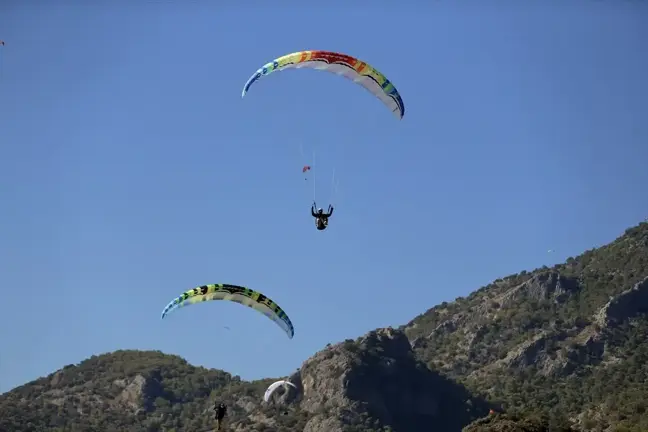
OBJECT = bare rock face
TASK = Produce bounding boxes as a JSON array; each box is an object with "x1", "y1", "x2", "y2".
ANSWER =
[
  {"x1": 114, "y1": 375, "x2": 148, "y2": 410},
  {"x1": 113, "y1": 371, "x2": 165, "y2": 413},
  {"x1": 596, "y1": 276, "x2": 648, "y2": 327},
  {"x1": 298, "y1": 327, "x2": 490, "y2": 431},
  {"x1": 500, "y1": 333, "x2": 552, "y2": 369},
  {"x1": 501, "y1": 272, "x2": 580, "y2": 307}
]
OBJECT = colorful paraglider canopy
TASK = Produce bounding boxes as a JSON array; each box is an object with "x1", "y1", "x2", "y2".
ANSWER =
[
  {"x1": 264, "y1": 380, "x2": 298, "y2": 402},
  {"x1": 302, "y1": 165, "x2": 311, "y2": 173},
  {"x1": 241, "y1": 50, "x2": 405, "y2": 119},
  {"x1": 160, "y1": 283, "x2": 295, "y2": 339}
]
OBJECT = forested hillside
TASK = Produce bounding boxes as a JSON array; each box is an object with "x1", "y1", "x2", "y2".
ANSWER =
[
  {"x1": 2, "y1": 222, "x2": 647, "y2": 431},
  {"x1": 405, "y1": 222, "x2": 648, "y2": 431}
]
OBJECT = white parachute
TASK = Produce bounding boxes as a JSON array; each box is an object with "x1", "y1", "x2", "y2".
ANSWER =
[{"x1": 263, "y1": 380, "x2": 297, "y2": 403}]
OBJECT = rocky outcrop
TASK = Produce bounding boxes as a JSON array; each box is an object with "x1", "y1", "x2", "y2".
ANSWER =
[
  {"x1": 596, "y1": 276, "x2": 648, "y2": 327},
  {"x1": 500, "y1": 272, "x2": 580, "y2": 307},
  {"x1": 114, "y1": 371, "x2": 165, "y2": 412},
  {"x1": 500, "y1": 332, "x2": 552, "y2": 369},
  {"x1": 297, "y1": 327, "x2": 490, "y2": 432}
]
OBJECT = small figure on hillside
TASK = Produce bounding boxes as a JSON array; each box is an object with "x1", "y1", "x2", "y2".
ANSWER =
[{"x1": 214, "y1": 402, "x2": 227, "y2": 430}]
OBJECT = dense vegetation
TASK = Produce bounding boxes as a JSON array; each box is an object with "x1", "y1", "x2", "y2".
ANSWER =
[{"x1": 0, "y1": 349, "x2": 317, "y2": 431}]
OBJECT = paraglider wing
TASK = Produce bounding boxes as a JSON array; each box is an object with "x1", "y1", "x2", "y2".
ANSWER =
[
  {"x1": 160, "y1": 284, "x2": 295, "y2": 339},
  {"x1": 241, "y1": 50, "x2": 405, "y2": 119},
  {"x1": 264, "y1": 380, "x2": 297, "y2": 402}
]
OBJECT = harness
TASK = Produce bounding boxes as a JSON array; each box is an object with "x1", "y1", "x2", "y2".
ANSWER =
[{"x1": 316, "y1": 216, "x2": 328, "y2": 229}]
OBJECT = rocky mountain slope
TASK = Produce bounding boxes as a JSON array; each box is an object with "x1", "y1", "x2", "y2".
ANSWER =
[
  {"x1": 404, "y1": 222, "x2": 648, "y2": 431},
  {"x1": 1, "y1": 221, "x2": 647, "y2": 431},
  {"x1": 0, "y1": 329, "x2": 491, "y2": 432}
]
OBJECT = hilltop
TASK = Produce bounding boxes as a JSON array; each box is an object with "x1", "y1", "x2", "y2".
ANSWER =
[
  {"x1": 1, "y1": 222, "x2": 647, "y2": 431},
  {"x1": 0, "y1": 331, "x2": 490, "y2": 432}
]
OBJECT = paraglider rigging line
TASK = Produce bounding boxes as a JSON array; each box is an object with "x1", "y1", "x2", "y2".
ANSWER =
[{"x1": 312, "y1": 149, "x2": 316, "y2": 204}]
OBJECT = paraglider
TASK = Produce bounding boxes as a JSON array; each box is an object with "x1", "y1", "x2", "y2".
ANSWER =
[
  {"x1": 160, "y1": 284, "x2": 295, "y2": 339},
  {"x1": 241, "y1": 51, "x2": 402, "y2": 222},
  {"x1": 302, "y1": 165, "x2": 311, "y2": 180},
  {"x1": 263, "y1": 380, "x2": 297, "y2": 403},
  {"x1": 241, "y1": 50, "x2": 405, "y2": 119},
  {"x1": 311, "y1": 202, "x2": 333, "y2": 231}
]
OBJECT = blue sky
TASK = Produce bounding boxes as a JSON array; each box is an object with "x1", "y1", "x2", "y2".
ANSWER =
[{"x1": 1, "y1": 2, "x2": 647, "y2": 393}]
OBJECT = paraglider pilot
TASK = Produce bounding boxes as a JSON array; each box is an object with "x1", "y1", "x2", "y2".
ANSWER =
[
  {"x1": 311, "y1": 201, "x2": 333, "y2": 230},
  {"x1": 214, "y1": 402, "x2": 227, "y2": 430}
]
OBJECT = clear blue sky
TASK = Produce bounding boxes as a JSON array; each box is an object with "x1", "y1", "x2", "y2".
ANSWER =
[{"x1": 1, "y1": 2, "x2": 647, "y2": 393}]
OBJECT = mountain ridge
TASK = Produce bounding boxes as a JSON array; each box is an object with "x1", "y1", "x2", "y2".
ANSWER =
[{"x1": 2, "y1": 221, "x2": 647, "y2": 431}]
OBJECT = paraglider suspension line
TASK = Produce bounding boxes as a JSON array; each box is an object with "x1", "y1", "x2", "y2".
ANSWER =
[{"x1": 312, "y1": 149, "x2": 316, "y2": 203}]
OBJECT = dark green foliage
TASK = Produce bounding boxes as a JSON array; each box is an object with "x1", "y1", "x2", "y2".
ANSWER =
[
  {"x1": 0, "y1": 350, "x2": 303, "y2": 431},
  {"x1": 463, "y1": 412, "x2": 575, "y2": 432}
]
